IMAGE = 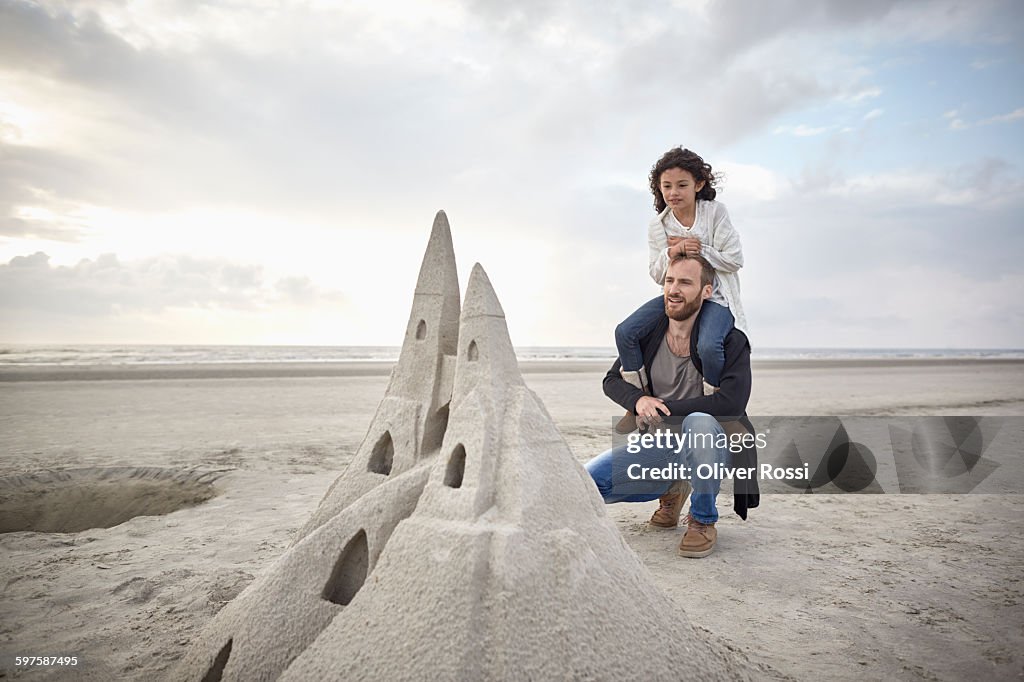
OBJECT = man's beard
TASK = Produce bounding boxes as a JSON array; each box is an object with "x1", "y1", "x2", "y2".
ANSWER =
[{"x1": 664, "y1": 295, "x2": 702, "y2": 321}]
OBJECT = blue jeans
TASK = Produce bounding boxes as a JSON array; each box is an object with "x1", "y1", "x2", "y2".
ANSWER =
[
  {"x1": 695, "y1": 301, "x2": 734, "y2": 387},
  {"x1": 584, "y1": 413, "x2": 728, "y2": 524},
  {"x1": 614, "y1": 298, "x2": 734, "y2": 387},
  {"x1": 614, "y1": 295, "x2": 665, "y2": 373}
]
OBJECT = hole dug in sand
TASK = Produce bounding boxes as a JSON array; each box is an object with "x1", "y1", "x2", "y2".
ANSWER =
[{"x1": 0, "y1": 467, "x2": 222, "y2": 534}]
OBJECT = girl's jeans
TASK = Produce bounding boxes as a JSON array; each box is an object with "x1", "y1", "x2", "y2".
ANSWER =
[{"x1": 614, "y1": 298, "x2": 734, "y2": 387}]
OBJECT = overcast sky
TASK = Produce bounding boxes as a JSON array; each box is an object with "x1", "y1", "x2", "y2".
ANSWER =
[{"x1": 1, "y1": 0, "x2": 1022, "y2": 349}]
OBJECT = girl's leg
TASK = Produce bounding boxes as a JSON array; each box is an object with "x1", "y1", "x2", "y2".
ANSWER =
[
  {"x1": 614, "y1": 295, "x2": 665, "y2": 372},
  {"x1": 695, "y1": 301, "x2": 734, "y2": 387}
]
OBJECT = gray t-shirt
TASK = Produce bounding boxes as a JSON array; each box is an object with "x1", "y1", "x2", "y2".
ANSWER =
[{"x1": 649, "y1": 334, "x2": 703, "y2": 402}]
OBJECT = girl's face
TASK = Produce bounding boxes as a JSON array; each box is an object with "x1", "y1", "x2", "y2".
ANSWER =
[{"x1": 660, "y1": 167, "x2": 705, "y2": 212}]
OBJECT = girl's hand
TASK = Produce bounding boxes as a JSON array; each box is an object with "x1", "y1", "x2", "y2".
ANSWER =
[
  {"x1": 668, "y1": 243, "x2": 686, "y2": 259},
  {"x1": 667, "y1": 236, "x2": 683, "y2": 248},
  {"x1": 682, "y1": 238, "x2": 702, "y2": 257}
]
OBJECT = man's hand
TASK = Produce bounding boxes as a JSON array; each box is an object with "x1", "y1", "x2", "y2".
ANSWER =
[
  {"x1": 634, "y1": 396, "x2": 671, "y2": 427},
  {"x1": 681, "y1": 237, "x2": 702, "y2": 257}
]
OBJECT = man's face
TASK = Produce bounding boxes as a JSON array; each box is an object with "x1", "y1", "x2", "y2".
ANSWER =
[{"x1": 664, "y1": 258, "x2": 711, "y2": 321}]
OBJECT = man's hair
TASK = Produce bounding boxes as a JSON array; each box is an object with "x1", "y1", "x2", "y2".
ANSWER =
[{"x1": 669, "y1": 253, "x2": 715, "y2": 290}]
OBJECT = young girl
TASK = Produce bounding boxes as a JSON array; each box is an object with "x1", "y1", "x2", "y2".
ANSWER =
[{"x1": 615, "y1": 147, "x2": 748, "y2": 433}]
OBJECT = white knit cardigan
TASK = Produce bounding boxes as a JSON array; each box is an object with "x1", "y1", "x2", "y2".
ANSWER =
[{"x1": 647, "y1": 200, "x2": 748, "y2": 335}]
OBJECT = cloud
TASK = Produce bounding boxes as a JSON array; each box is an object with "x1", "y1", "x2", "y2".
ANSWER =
[
  {"x1": 970, "y1": 57, "x2": 1001, "y2": 69},
  {"x1": 0, "y1": 142, "x2": 98, "y2": 239},
  {"x1": 944, "y1": 110, "x2": 970, "y2": 130},
  {"x1": 715, "y1": 162, "x2": 789, "y2": 203},
  {"x1": 748, "y1": 154, "x2": 1023, "y2": 215},
  {"x1": 835, "y1": 86, "x2": 883, "y2": 103},
  {"x1": 0, "y1": 0, "x2": 1011, "y2": 228},
  {"x1": 944, "y1": 105, "x2": 1024, "y2": 130},
  {"x1": 774, "y1": 124, "x2": 834, "y2": 137},
  {"x1": 1, "y1": 0, "x2": 1022, "y2": 347},
  {"x1": 275, "y1": 275, "x2": 346, "y2": 306},
  {"x1": 749, "y1": 266, "x2": 1024, "y2": 348},
  {"x1": 982, "y1": 107, "x2": 1024, "y2": 124},
  {"x1": 0, "y1": 1, "x2": 684, "y2": 251},
  {"x1": 689, "y1": 65, "x2": 828, "y2": 144},
  {"x1": 0, "y1": 250, "x2": 344, "y2": 315},
  {"x1": 806, "y1": 157, "x2": 1024, "y2": 211}
]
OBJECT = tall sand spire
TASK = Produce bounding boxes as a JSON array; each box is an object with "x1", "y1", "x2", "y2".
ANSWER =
[{"x1": 295, "y1": 210, "x2": 460, "y2": 541}]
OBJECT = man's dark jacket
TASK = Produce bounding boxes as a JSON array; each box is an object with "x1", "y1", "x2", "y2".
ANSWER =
[{"x1": 602, "y1": 309, "x2": 760, "y2": 519}]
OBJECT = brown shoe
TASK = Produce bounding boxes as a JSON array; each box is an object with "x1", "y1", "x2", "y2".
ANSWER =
[
  {"x1": 649, "y1": 480, "x2": 692, "y2": 529},
  {"x1": 615, "y1": 411, "x2": 639, "y2": 434},
  {"x1": 678, "y1": 516, "x2": 717, "y2": 558}
]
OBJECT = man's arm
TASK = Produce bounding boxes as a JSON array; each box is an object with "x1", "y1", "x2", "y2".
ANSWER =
[
  {"x1": 661, "y1": 330, "x2": 752, "y2": 418},
  {"x1": 603, "y1": 359, "x2": 646, "y2": 413}
]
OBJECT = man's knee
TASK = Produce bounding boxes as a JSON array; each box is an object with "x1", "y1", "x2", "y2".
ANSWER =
[
  {"x1": 683, "y1": 412, "x2": 721, "y2": 435},
  {"x1": 584, "y1": 454, "x2": 613, "y2": 498},
  {"x1": 682, "y1": 413, "x2": 726, "y2": 471}
]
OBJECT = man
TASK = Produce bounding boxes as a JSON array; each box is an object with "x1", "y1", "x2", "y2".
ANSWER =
[{"x1": 586, "y1": 254, "x2": 759, "y2": 557}]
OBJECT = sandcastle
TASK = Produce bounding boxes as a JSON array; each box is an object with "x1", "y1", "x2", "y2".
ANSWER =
[{"x1": 170, "y1": 212, "x2": 750, "y2": 681}]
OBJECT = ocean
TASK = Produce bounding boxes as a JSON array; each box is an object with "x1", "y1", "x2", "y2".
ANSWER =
[{"x1": 1, "y1": 344, "x2": 1022, "y2": 367}]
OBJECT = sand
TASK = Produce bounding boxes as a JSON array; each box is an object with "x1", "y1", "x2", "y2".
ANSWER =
[{"x1": 1, "y1": 359, "x2": 1023, "y2": 680}]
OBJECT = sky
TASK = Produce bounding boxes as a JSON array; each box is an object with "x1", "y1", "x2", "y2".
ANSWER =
[{"x1": 1, "y1": 0, "x2": 1023, "y2": 349}]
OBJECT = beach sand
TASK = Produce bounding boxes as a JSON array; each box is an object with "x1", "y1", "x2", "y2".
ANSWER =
[{"x1": 1, "y1": 360, "x2": 1023, "y2": 680}]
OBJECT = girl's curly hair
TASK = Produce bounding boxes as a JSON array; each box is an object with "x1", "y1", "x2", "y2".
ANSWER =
[{"x1": 648, "y1": 147, "x2": 717, "y2": 212}]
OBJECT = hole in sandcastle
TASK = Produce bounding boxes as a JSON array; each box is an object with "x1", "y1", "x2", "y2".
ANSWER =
[
  {"x1": 0, "y1": 467, "x2": 221, "y2": 534},
  {"x1": 415, "y1": 319, "x2": 427, "y2": 340},
  {"x1": 367, "y1": 431, "x2": 394, "y2": 475},
  {"x1": 322, "y1": 529, "x2": 369, "y2": 606},
  {"x1": 422, "y1": 403, "x2": 450, "y2": 454},
  {"x1": 200, "y1": 638, "x2": 232, "y2": 682},
  {"x1": 444, "y1": 444, "x2": 466, "y2": 489},
  {"x1": 467, "y1": 340, "x2": 479, "y2": 361}
]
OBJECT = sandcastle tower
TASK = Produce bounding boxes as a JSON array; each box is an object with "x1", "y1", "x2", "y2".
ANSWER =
[
  {"x1": 296, "y1": 211, "x2": 460, "y2": 541},
  {"x1": 169, "y1": 214, "x2": 751, "y2": 681}
]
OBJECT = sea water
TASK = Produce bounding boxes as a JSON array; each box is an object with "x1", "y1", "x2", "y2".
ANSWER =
[{"x1": 0, "y1": 344, "x2": 1022, "y2": 367}]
